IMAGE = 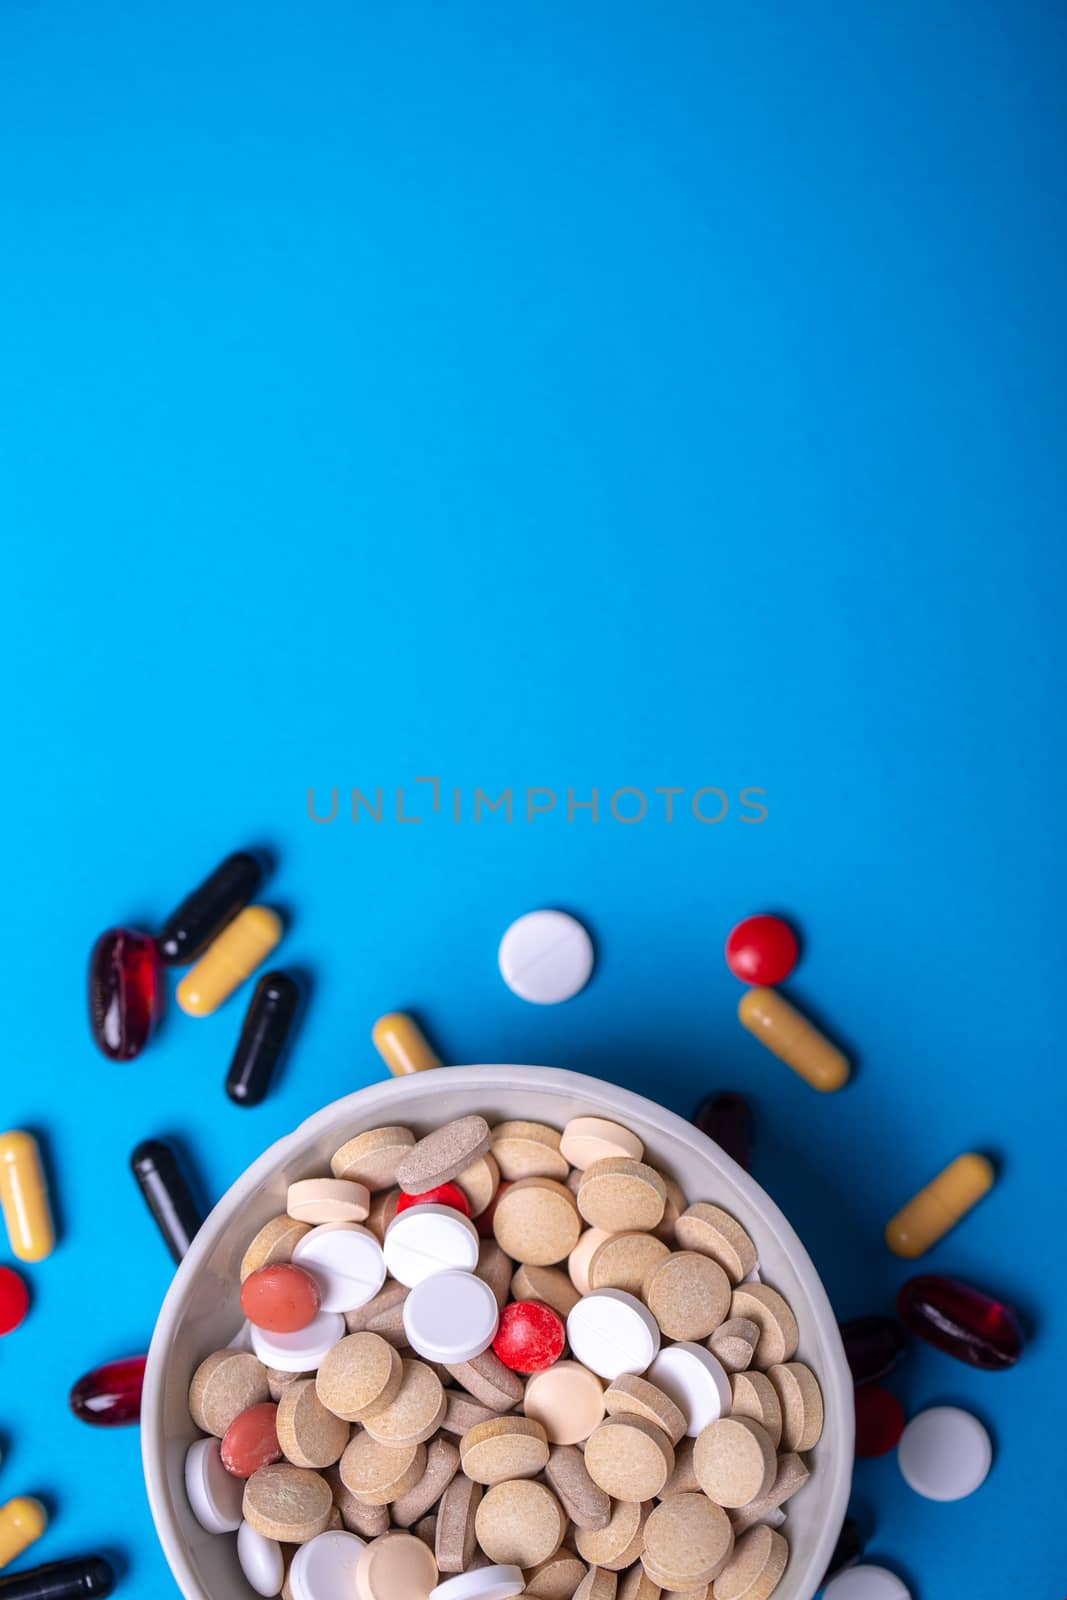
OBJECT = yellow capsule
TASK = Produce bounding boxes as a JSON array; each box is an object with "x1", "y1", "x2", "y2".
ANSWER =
[
  {"x1": 0, "y1": 1496, "x2": 47, "y2": 1569},
  {"x1": 886, "y1": 1152, "x2": 994, "y2": 1258},
  {"x1": 372, "y1": 1011, "x2": 442, "y2": 1076},
  {"x1": 177, "y1": 906, "x2": 282, "y2": 1017},
  {"x1": 0, "y1": 1131, "x2": 55, "y2": 1262},
  {"x1": 738, "y1": 986, "x2": 849, "y2": 1092}
]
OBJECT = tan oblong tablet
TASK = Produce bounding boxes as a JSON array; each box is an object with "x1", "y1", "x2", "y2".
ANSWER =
[
  {"x1": 560, "y1": 1116, "x2": 645, "y2": 1170},
  {"x1": 511, "y1": 1262, "x2": 581, "y2": 1318},
  {"x1": 276, "y1": 1378, "x2": 350, "y2": 1468},
  {"x1": 577, "y1": 1159, "x2": 667, "y2": 1233},
  {"x1": 396, "y1": 1116, "x2": 492, "y2": 1194},
  {"x1": 574, "y1": 1498, "x2": 651, "y2": 1571},
  {"x1": 355, "y1": 1530, "x2": 439, "y2": 1600},
  {"x1": 459, "y1": 1415, "x2": 550, "y2": 1484},
  {"x1": 189, "y1": 1350, "x2": 270, "y2": 1437},
  {"x1": 545, "y1": 1443, "x2": 612, "y2": 1531},
  {"x1": 645, "y1": 1251, "x2": 732, "y2": 1341},
  {"x1": 445, "y1": 1349, "x2": 525, "y2": 1412},
  {"x1": 694, "y1": 1417, "x2": 777, "y2": 1509},
  {"x1": 729, "y1": 1372, "x2": 783, "y2": 1450},
  {"x1": 439, "y1": 1392, "x2": 498, "y2": 1436},
  {"x1": 524, "y1": 1360, "x2": 606, "y2": 1445},
  {"x1": 673, "y1": 1205, "x2": 757, "y2": 1286},
  {"x1": 324, "y1": 1464, "x2": 388, "y2": 1537},
  {"x1": 338, "y1": 1432, "x2": 426, "y2": 1505},
  {"x1": 707, "y1": 1318, "x2": 759, "y2": 1374},
  {"x1": 435, "y1": 1471, "x2": 482, "y2": 1573},
  {"x1": 712, "y1": 1524, "x2": 788, "y2": 1600},
  {"x1": 388, "y1": 1434, "x2": 461, "y2": 1527},
  {"x1": 241, "y1": 1216, "x2": 311, "y2": 1281},
  {"x1": 490, "y1": 1120, "x2": 570, "y2": 1181},
  {"x1": 316, "y1": 1334, "x2": 402, "y2": 1421},
  {"x1": 493, "y1": 1177, "x2": 583, "y2": 1265},
  {"x1": 765, "y1": 1363, "x2": 823, "y2": 1453},
  {"x1": 287, "y1": 1178, "x2": 371, "y2": 1225},
  {"x1": 475, "y1": 1478, "x2": 567, "y2": 1567},
  {"x1": 361, "y1": 1358, "x2": 445, "y2": 1445},
  {"x1": 728, "y1": 1453, "x2": 810, "y2": 1535},
  {"x1": 242, "y1": 1463, "x2": 333, "y2": 1542},
  {"x1": 728, "y1": 1286, "x2": 799, "y2": 1370},
  {"x1": 330, "y1": 1126, "x2": 415, "y2": 1190},
  {"x1": 641, "y1": 1492, "x2": 734, "y2": 1588},
  {"x1": 344, "y1": 1282, "x2": 408, "y2": 1344},
  {"x1": 588, "y1": 1231, "x2": 670, "y2": 1296},
  {"x1": 584, "y1": 1416, "x2": 675, "y2": 1502},
  {"x1": 605, "y1": 1374, "x2": 687, "y2": 1446}
]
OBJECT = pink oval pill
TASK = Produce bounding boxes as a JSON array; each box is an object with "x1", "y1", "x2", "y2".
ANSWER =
[
  {"x1": 240, "y1": 1263, "x2": 321, "y2": 1332},
  {"x1": 221, "y1": 1402, "x2": 282, "y2": 1477}
]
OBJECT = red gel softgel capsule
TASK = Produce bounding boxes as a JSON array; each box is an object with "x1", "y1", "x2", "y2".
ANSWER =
[
  {"x1": 897, "y1": 1274, "x2": 1023, "y2": 1370},
  {"x1": 475, "y1": 1181, "x2": 511, "y2": 1239},
  {"x1": 854, "y1": 1384, "x2": 905, "y2": 1457},
  {"x1": 692, "y1": 1092, "x2": 754, "y2": 1172},
  {"x1": 221, "y1": 1402, "x2": 282, "y2": 1477},
  {"x1": 88, "y1": 927, "x2": 161, "y2": 1060},
  {"x1": 396, "y1": 1182, "x2": 471, "y2": 1218},
  {"x1": 839, "y1": 1314, "x2": 907, "y2": 1386},
  {"x1": 240, "y1": 1263, "x2": 321, "y2": 1333},
  {"x1": 725, "y1": 915, "x2": 799, "y2": 986},
  {"x1": 492, "y1": 1300, "x2": 566, "y2": 1373},
  {"x1": 69, "y1": 1355, "x2": 147, "y2": 1425},
  {"x1": 0, "y1": 1265, "x2": 30, "y2": 1336}
]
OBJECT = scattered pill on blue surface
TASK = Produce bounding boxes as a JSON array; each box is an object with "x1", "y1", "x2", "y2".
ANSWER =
[
  {"x1": 157, "y1": 850, "x2": 264, "y2": 965},
  {"x1": 130, "y1": 1138, "x2": 203, "y2": 1263},
  {"x1": 226, "y1": 971, "x2": 300, "y2": 1106},
  {"x1": 0, "y1": 1554, "x2": 115, "y2": 1597},
  {"x1": 87, "y1": 927, "x2": 160, "y2": 1061}
]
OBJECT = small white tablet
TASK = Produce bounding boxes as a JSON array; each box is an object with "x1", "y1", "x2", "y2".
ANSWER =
[{"x1": 565, "y1": 1288, "x2": 660, "y2": 1380}]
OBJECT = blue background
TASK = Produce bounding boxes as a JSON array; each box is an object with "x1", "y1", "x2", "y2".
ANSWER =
[{"x1": 2, "y1": 1, "x2": 1064, "y2": 1594}]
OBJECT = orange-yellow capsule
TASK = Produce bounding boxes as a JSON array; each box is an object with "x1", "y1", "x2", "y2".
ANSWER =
[
  {"x1": 0, "y1": 1131, "x2": 55, "y2": 1263},
  {"x1": 886, "y1": 1153, "x2": 994, "y2": 1258},
  {"x1": 177, "y1": 906, "x2": 282, "y2": 1017},
  {"x1": 0, "y1": 1496, "x2": 47, "y2": 1568},
  {"x1": 738, "y1": 986, "x2": 849, "y2": 1092},
  {"x1": 372, "y1": 1012, "x2": 442, "y2": 1076}
]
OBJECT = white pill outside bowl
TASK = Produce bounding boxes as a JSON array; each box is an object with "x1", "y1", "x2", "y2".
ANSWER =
[
  {"x1": 292, "y1": 1222, "x2": 387, "y2": 1312},
  {"x1": 250, "y1": 1307, "x2": 347, "y2": 1372},
  {"x1": 290, "y1": 1530, "x2": 367, "y2": 1600},
  {"x1": 384, "y1": 1204, "x2": 480, "y2": 1288},
  {"x1": 565, "y1": 1288, "x2": 660, "y2": 1380},
  {"x1": 897, "y1": 1405, "x2": 992, "y2": 1501},
  {"x1": 184, "y1": 1438, "x2": 244, "y2": 1534},
  {"x1": 403, "y1": 1268, "x2": 500, "y2": 1363},
  {"x1": 647, "y1": 1341, "x2": 733, "y2": 1437},
  {"x1": 429, "y1": 1566, "x2": 526, "y2": 1600},
  {"x1": 498, "y1": 910, "x2": 594, "y2": 1004},
  {"x1": 822, "y1": 1564, "x2": 912, "y2": 1600},
  {"x1": 237, "y1": 1521, "x2": 285, "y2": 1597}
]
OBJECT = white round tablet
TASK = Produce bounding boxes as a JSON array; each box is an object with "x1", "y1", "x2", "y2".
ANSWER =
[
  {"x1": 293, "y1": 1222, "x2": 387, "y2": 1313},
  {"x1": 250, "y1": 1306, "x2": 347, "y2": 1372},
  {"x1": 429, "y1": 1567, "x2": 526, "y2": 1600},
  {"x1": 383, "y1": 1204, "x2": 480, "y2": 1288},
  {"x1": 822, "y1": 1564, "x2": 912, "y2": 1600},
  {"x1": 498, "y1": 910, "x2": 594, "y2": 1004},
  {"x1": 897, "y1": 1405, "x2": 992, "y2": 1501},
  {"x1": 184, "y1": 1437, "x2": 244, "y2": 1534},
  {"x1": 290, "y1": 1530, "x2": 368, "y2": 1600},
  {"x1": 237, "y1": 1521, "x2": 285, "y2": 1597},
  {"x1": 647, "y1": 1341, "x2": 733, "y2": 1437},
  {"x1": 403, "y1": 1267, "x2": 500, "y2": 1363},
  {"x1": 565, "y1": 1288, "x2": 660, "y2": 1380}
]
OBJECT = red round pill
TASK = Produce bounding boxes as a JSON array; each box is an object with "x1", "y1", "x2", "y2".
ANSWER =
[
  {"x1": 475, "y1": 1180, "x2": 511, "y2": 1239},
  {"x1": 396, "y1": 1182, "x2": 471, "y2": 1218},
  {"x1": 0, "y1": 1265, "x2": 30, "y2": 1336},
  {"x1": 854, "y1": 1384, "x2": 906, "y2": 1458},
  {"x1": 221, "y1": 1402, "x2": 282, "y2": 1477},
  {"x1": 492, "y1": 1300, "x2": 566, "y2": 1374},
  {"x1": 240, "y1": 1263, "x2": 321, "y2": 1332},
  {"x1": 725, "y1": 915, "x2": 799, "y2": 986}
]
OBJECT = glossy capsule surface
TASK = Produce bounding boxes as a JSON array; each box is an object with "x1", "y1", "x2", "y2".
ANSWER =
[
  {"x1": 372, "y1": 1011, "x2": 442, "y2": 1076},
  {"x1": 177, "y1": 906, "x2": 282, "y2": 1017},
  {"x1": 158, "y1": 850, "x2": 263, "y2": 965},
  {"x1": 897, "y1": 1274, "x2": 1022, "y2": 1370},
  {"x1": 70, "y1": 1355, "x2": 147, "y2": 1425},
  {"x1": 0, "y1": 1499, "x2": 47, "y2": 1570},
  {"x1": 88, "y1": 927, "x2": 160, "y2": 1060},
  {"x1": 693, "y1": 1091, "x2": 754, "y2": 1171},
  {"x1": 854, "y1": 1384, "x2": 906, "y2": 1457},
  {"x1": 738, "y1": 987, "x2": 849, "y2": 1092},
  {"x1": 0, "y1": 1554, "x2": 114, "y2": 1597},
  {"x1": 885, "y1": 1152, "x2": 994, "y2": 1258},
  {"x1": 0, "y1": 1131, "x2": 55, "y2": 1263},
  {"x1": 0, "y1": 1267, "x2": 30, "y2": 1336},
  {"x1": 839, "y1": 1314, "x2": 907, "y2": 1386},
  {"x1": 226, "y1": 971, "x2": 300, "y2": 1106},
  {"x1": 131, "y1": 1139, "x2": 203, "y2": 1263}
]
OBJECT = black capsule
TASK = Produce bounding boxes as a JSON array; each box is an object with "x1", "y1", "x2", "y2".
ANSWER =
[
  {"x1": 0, "y1": 1555, "x2": 115, "y2": 1598},
  {"x1": 839, "y1": 1313, "x2": 908, "y2": 1386},
  {"x1": 822, "y1": 1516, "x2": 865, "y2": 1581},
  {"x1": 157, "y1": 850, "x2": 263, "y2": 965},
  {"x1": 226, "y1": 970, "x2": 300, "y2": 1106},
  {"x1": 130, "y1": 1138, "x2": 203, "y2": 1263},
  {"x1": 693, "y1": 1091, "x2": 754, "y2": 1171}
]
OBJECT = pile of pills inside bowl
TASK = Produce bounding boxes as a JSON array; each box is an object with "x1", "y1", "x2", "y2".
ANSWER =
[{"x1": 184, "y1": 1112, "x2": 825, "y2": 1600}]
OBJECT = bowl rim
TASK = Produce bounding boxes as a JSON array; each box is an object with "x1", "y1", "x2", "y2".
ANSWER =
[{"x1": 143, "y1": 1064, "x2": 854, "y2": 1599}]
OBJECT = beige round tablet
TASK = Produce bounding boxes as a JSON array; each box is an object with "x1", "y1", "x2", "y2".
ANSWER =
[
  {"x1": 267, "y1": 1365, "x2": 313, "y2": 1402},
  {"x1": 560, "y1": 1115, "x2": 645, "y2": 1170},
  {"x1": 475, "y1": 1478, "x2": 567, "y2": 1566},
  {"x1": 316, "y1": 1334, "x2": 402, "y2": 1421},
  {"x1": 243, "y1": 1463, "x2": 333, "y2": 1542},
  {"x1": 396, "y1": 1115, "x2": 492, "y2": 1194},
  {"x1": 578, "y1": 1160, "x2": 667, "y2": 1233},
  {"x1": 644, "y1": 1252, "x2": 732, "y2": 1341},
  {"x1": 454, "y1": 1152, "x2": 500, "y2": 1217},
  {"x1": 728, "y1": 1454, "x2": 809, "y2": 1535},
  {"x1": 511, "y1": 1262, "x2": 581, "y2": 1318},
  {"x1": 617, "y1": 1567, "x2": 662, "y2": 1600},
  {"x1": 445, "y1": 1350, "x2": 525, "y2": 1411},
  {"x1": 435, "y1": 1470, "x2": 482, "y2": 1572},
  {"x1": 365, "y1": 1187, "x2": 400, "y2": 1244},
  {"x1": 711, "y1": 1524, "x2": 787, "y2": 1600},
  {"x1": 765, "y1": 1362, "x2": 823, "y2": 1452},
  {"x1": 653, "y1": 1175, "x2": 687, "y2": 1245},
  {"x1": 344, "y1": 1281, "x2": 409, "y2": 1345},
  {"x1": 693, "y1": 1417, "x2": 776, "y2": 1508},
  {"x1": 707, "y1": 1318, "x2": 758, "y2": 1374},
  {"x1": 545, "y1": 1443, "x2": 611, "y2": 1531},
  {"x1": 338, "y1": 1432, "x2": 426, "y2": 1505},
  {"x1": 440, "y1": 1391, "x2": 498, "y2": 1435},
  {"x1": 575, "y1": 1571, "x2": 619, "y2": 1600},
  {"x1": 728, "y1": 1287, "x2": 798, "y2": 1370},
  {"x1": 657, "y1": 1435, "x2": 699, "y2": 1499},
  {"x1": 493, "y1": 1177, "x2": 582, "y2": 1265},
  {"x1": 241, "y1": 1215, "x2": 312, "y2": 1281},
  {"x1": 525, "y1": 1550, "x2": 590, "y2": 1600},
  {"x1": 589, "y1": 1231, "x2": 670, "y2": 1296},
  {"x1": 642, "y1": 1493, "x2": 734, "y2": 1588},
  {"x1": 325, "y1": 1464, "x2": 389, "y2": 1537},
  {"x1": 287, "y1": 1178, "x2": 371, "y2": 1225},
  {"x1": 729, "y1": 1373, "x2": 782, "y2": 1450},
  {"x1": 362, "y1": 1358, "x2": 445, "y2": 1445},
  {"x1": 460, "y1": 1414, "x2": 550, "y2": 1484},
  {"x1": 277, "y1": 1378, "x2": 350, "y2": 1468},
  {"x1": 476, "y1": 1237, "x2": 513, "y2": 1308},
  {"x1": 569, "y1": 1227, "x2": 614, "y2": 1294},
  {"x1": 330, "y1": 1125, "x2": 415, "y2": 1190},
  {"x1": 388, "y1": 1433, "x2": 461, "y2": 1527},
  {"x1": 189, "y1": 1350, "x2": 270, "y2": 1437},
  {"x1": 490, "y1": 1120, "x2": 570, "y2": 1181},
  {"x1": 575, "y1": 1499, "x2": 650, "y2": 1571},
  {"x1": 674, "y1": 1206, "x2": 757, "y2": 1287},
  {"x1": 355, "y1": 1530, "x2": 438, "y2": 1600},
  {"x1": 524, "y1": 1360, "x2": 606, "y2": 1445},
  {"x1": 605, "y1": 1374, "x2": 686, "y2": 1446},
  {"x1": 585, "y1": 1416, "x2": 675, "y2": 1501}
]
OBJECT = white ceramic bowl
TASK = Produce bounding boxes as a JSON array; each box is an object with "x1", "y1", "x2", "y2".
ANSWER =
[{"x1": 143, "y1": 1066, "x2": 853, "y2": 1599}]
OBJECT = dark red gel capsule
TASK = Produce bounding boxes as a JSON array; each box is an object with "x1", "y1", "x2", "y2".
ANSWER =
[
  {"x1": 839, "y1": 1314, "x2": 907, "y2": 1386},
  {"x1": 854, "y1": 1384, "x2": 906, "y2": 1457},
  {"x1": 70, "y1": 1355, "x2": 147, "y2": 1426},
  {"x1": 897, "y1": 1274, "x2": 1023, "y2": 1370},
  {"x1": 88, "y1": 927, "x2": 160, "y2": 1060},
  {"x1": 693, "y1": 1091, "x2": 754, "y2": 1171}
]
